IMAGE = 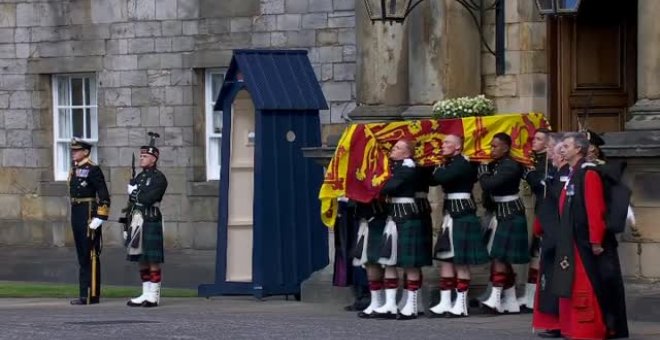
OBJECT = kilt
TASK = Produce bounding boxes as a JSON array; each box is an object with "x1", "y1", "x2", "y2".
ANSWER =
[
  {"x1": 488, "y1": 214, "x2": 530, "y2": 264},
  {"x1": 396, "y1": 218, "x2": 432, "y2": 268},
  {"x1": 451, "y1": 215, "x2": 490, "y2": 265},
  {"x1": 366, "y1": 217, "x2": 387, "y2": 264},
  {"x1": 128, "y1": 220, "x2": 164, "y2": 263},
  {"x1": 416, "y1": 198, "x2": 434, "y2": 263}
]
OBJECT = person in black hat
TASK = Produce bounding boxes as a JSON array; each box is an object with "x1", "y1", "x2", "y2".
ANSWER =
[
  {"x1": 68, "y1": 138, "x2": 110, "y2": 305},
  {"x1": 126, "y1": 132, "x2": 168, "y2": 307},
  {"x1": 585, "y1": 129, "x2": 605, "y2": 163}
]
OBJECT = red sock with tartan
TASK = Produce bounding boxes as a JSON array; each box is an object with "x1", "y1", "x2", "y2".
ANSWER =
[
  {"x1": 150, "y1": 269, "x2": 162, "y2": 283},
  {"x1": 456, "y1": 279, "x2": 470, "y2": 292}
]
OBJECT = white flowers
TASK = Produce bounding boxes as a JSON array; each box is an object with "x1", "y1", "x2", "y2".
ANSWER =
[{"x1": 432, "y1": 94, "x2": 495, "y2": 119}]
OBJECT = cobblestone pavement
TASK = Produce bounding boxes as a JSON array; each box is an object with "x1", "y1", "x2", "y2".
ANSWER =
[{"x1": 1, "y1": 298, "x2": 659, "y2": 340}]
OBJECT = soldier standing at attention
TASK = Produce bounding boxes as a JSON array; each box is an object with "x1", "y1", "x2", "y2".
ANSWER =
[
  {"x1": 68, "y1": 138, "x2": 110, "y2": 305},
  {"x1": 126, "y1": 133, "x2": 168, "y2": 308}
]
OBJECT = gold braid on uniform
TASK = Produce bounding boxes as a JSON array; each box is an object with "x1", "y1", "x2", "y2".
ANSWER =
[{"x1": 97, "y1": 204, "x2": 110, "y2": 219}]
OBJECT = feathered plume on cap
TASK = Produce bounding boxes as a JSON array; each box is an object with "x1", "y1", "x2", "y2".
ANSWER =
[{"x1": 140, "y1": 131, "x2": 160, "y2": 159}]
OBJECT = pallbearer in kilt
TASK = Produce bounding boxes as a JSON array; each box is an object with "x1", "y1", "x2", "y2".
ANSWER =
[
  {"x1": 519, "y1": 128, "x2": 551, "y2": 312},
  {"x1": 428, "y1": 135, "x2": 488, "y2": 318},
  {"x1": 126, "y1": 132, "x2": 168, "y2": 308},
  {"x1": 478, "y1": 133, "x2": 529, "y2": 314},
  {"x1": 352, "y1": 199, "x2": 388, "y2": 319},
  {"x1": 68, "y1": 138, "x2": 110, "y2": 305},
  {"x1": 373, "y1": 139, "x2": 431, "y2": 320}
]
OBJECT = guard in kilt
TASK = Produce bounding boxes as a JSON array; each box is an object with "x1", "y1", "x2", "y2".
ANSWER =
[
  {"x1": 126, "y1": 133, "x2": 168, "y2": 308},
  {"x1": 68, "y1": 139, "x2": 111, "y2": 305},
  {"x1": 352, "y1": 199, "x2": 388, "y2": 319},
  {"x1": 518, "y1": 128, "x2": 551, "y2": 312},
  {"x1": 478, "y1": 132, "x2": 529, "y2": 314},
  {"x1": 396, "y1": 165, "x2": 434, "y2": 314},
  {"x1": 372, "y1": 139, "x2": 432, "y2": 320},
  {"x1": 428, "y1": 134, "x2": 488, "y2": 318}
]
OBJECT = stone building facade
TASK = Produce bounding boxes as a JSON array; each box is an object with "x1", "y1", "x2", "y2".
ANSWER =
[
  {"x1": 0, "y1": 0, "x2": 357, "y2": 251},
  {"x1": 2, "y1": 0, "x2": 660, "y2": 286}
]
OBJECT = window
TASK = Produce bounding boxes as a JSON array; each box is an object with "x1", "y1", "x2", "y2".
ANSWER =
[
  {"x1": 52, "y1": 74, "x2": 98, "y2": 181},
  {"x1": 205, "y1": 69, "x2": 225, "y2": 180}
]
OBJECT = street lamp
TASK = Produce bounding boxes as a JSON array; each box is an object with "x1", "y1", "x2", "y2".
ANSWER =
[
  {"x1": 535, "y1": 0, "x2": 582, "y2": 16},
  {"x1": 362, "y1": 0, "x2": 507, "y2": 75},
  {"x1": 363, "y1": 0, "x2": 425, "y2": 23}
]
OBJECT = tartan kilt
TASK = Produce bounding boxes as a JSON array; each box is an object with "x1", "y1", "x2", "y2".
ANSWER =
[
  {"x1": 128, "y1": 220, "x2": 164, "y2": 263},
  {"x1": 365, "y1": 217, "x2": 387, "y2": 264},
  {"x1": 489, "y1": 214, "x2": 529, "y2": 264},
  {"x1": 417, "y1": 199, "x2": 434, "y2": 263},
  {"x1": 452, "y1": 215, "x2": 490, "y2": 265},
  {"x1": 396, "y1": 218, "x2": 432, "y2": 268}
]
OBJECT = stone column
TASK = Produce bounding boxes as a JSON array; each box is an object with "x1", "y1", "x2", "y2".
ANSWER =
[
  {"x1": 405, "y1": 0, "x2": 481, "y2": 117},
  {"x1": 355, "y1": 1, "x2": 409, "y2": 107},
  {"x1": 627, "y1": 0, "x2": 660, "y2": 130}
]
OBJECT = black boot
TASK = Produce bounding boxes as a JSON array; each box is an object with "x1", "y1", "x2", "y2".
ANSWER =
[
  {"x1": 344, "y1": 284, "x2": 371, "y2": 311},
  {"x1": 536, "y1": 330, "x2": 561, "y2": 338}
]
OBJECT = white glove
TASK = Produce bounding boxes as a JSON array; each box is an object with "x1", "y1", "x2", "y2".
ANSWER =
[
  {"x1": 123, "y1": 231, "x2": 128, "y2": 240},
  {"x1": 626, "y1": 205, "x2": 636, "y2": 228},
  {"x1": 89, "y1": 217, "x2": 103, "y2": 230},
  {"x1": 127, "y1": 184, "x2": 138, "y2": 195}
]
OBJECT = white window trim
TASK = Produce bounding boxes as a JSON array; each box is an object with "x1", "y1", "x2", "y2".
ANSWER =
[
  {"x1": 205, "y1": 68, "x2": 226, "y2": 181},
  {"x1": 52, "y1": 74, "x2": 98, "y2": 181}
]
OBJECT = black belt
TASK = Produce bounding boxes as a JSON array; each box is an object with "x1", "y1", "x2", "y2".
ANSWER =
[{"x1": 71, "y1": 197, "x2": 96, "y2": 205}]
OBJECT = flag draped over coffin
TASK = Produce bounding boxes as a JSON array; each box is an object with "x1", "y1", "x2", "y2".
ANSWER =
[{"x1": 318, "y1": 113, "x2": 550, "y2": 227}]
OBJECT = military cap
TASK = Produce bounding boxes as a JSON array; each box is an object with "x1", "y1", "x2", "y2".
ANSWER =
[
  {"x1": 585, "y1": 129, "x2": 605, "y2": 147},
  {"x1": 70, "y1": 138, "x2": 93, "y2": 151},
  {"x1": 140, "y1": 131, "x2": 160, "y2": 159}
]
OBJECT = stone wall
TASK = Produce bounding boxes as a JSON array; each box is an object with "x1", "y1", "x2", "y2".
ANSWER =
[
  {"x1": 0, "y1": 0, "x2": 357, "y2": 249},
  {"x1": 482, "y1": 0, "x2": 548, "y2": 114}
]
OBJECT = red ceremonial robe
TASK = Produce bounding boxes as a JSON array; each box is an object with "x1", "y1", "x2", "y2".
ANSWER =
[{"x1": 558, "y1": 169, "x2": 607, "y2": 340}]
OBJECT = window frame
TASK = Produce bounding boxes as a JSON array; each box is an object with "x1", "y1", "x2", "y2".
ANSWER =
[
  {"x1": 205, "y1": 68, "x2": 226, "y2": 181},
  {"x1": 52, "y1": 73, "x2": 98, "y2": 181}
]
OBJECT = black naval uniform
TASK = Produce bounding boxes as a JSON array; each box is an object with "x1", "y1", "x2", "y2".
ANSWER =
[
  {"x1": 127, "y1": 167, "x2": 168, "y2": 264},
  {"x1": 69, "y1": 157, "x2": 110, "y2": 304}
]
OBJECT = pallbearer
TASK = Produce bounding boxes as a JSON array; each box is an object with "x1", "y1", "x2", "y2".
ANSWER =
[
  {"x1": 68, "y1": 138, "x2": 111, "y2": 305},
  {"x1": 126, "y1": 132, "x2": 169, "y2": 308},
  {"x1": 519, "y1": 128, "x2": 551, "y2": 311},
  {"x1": 353, "y1": 198, "x2": 388, "y2": 319},
  {"x1": 373, "y1": 139, "x2": 431, "y2": 320},
  {"x1": 428, "y1": 134, "x2": 488, "y2": 318},
  {"x1": 479, "y1": 133, "x2": 529, "y2": 314}
]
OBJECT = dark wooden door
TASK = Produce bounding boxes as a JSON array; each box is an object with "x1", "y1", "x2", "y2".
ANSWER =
[{"x1": 548, "y1": 0, "x2": 637, "y2": 133}]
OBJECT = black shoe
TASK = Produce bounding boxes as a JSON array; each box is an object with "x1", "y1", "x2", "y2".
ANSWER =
[
  {"x1": 427, "y1": 310, "x2": 448, "y2": 318},
  {"x1": 520, "y1": 305, "x2": 533, "y2": 314},
  {"x1": 344, "y1": 304, "x2": 358, "y2": 311},
  {"x1": 142, "y1": 300, "x2": 159, "y2": 308},
  {"x1": 373, "y1": 311, "x2": 397, "y2": 319},
  {"x1": 536, "y1": 330, "x2": 561, "y2": 338},
  {"x1": 127, "y1": 300, "x2": 145, "y2": 307},
  {"x1": 396, "y1": 313, "x2": 417, "y2": 320},
  {"x1": 70, "y1": 298, "x2": 98, "y2": 305},
  {"x1": 357, "y1": 311, "x2": 377, "y2": 319}
]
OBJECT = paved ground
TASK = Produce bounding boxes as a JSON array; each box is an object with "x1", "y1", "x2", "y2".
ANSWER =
[{"x1": 1, "y1": 298, "x2": 660, "y2": 340}]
